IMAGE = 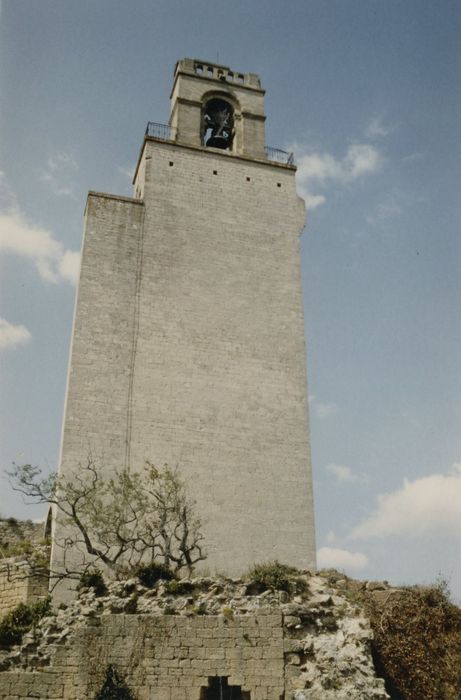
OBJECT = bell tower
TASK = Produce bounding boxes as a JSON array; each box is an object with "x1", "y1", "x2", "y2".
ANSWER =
[
  {"x1": 169, "y1": 58, "x2": 266, "y2": 158},
  {"x1": 52, "y1": 59, "x2": 316, "y2": 598}
]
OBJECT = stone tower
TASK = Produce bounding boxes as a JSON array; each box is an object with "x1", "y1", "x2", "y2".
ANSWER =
[{"x1": 51, "y1": 59, "x2": 316, "y2": 595}]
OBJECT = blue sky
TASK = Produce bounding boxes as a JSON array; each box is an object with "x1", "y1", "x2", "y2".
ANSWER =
[{"x1": 0, "y1": 1, "x2": 460, "y2": 597}]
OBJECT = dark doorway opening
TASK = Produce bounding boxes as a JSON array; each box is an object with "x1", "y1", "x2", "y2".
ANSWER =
[{"x1": 200, "y1": 676, "x2": 250, "y2": 700}]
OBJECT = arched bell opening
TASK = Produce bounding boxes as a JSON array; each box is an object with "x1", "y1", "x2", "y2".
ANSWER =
[{"x1": 202, "y1": 97, "x2": 235, "y2": 150}]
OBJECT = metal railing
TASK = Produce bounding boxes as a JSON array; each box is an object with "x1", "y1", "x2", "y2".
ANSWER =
[
  {"x1": 265, "y1": 146, "x2": 294, "y2": 166},
  {"x1": 145, "y1": 122, "x2": 177, "y2": 141},
  {"x1": 144, "y1": 125, "x2": 294, "y2": 165}
]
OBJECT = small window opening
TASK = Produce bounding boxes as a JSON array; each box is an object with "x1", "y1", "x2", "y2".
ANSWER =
[
  {"x1": 200, "y1": 676, "x2": 250, "y2": 700},
  {"x1": 246, "y1": 177, "x2": 251, "y2": 182},
  {"x1": 213, "y1": 170, "x2": 218, "y2": 175},
  {"x1": 277, "y1": 182, "x2": 281, "y2": 187},
  {"x1": 169, "y1": 161, "x2": 174, "y2": 167},
  {"x1": 203, "y1": 98, "x2": 234, "y2": 151}
]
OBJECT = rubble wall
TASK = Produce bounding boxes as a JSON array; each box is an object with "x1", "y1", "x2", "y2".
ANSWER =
[
  {"x1": 0, "y1": 559, "x2": 48, "y2": 616},
  {"x1": 0, "y1": 612, "x2": 283, "y2": 700},
  {"x1": 0, "y1": 573, "x2": 390, "y2": 700}
]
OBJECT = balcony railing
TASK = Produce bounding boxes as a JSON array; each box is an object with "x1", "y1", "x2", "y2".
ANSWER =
[
  {"x1": 145, "y1": 124, "x2": 294, "y2": 166},
  {"x1": 145, "y1": 122, "x2": 177, "y2": 141},
  {"x1": 265, "y1": 146, "x2": 294, "y2": 166}
]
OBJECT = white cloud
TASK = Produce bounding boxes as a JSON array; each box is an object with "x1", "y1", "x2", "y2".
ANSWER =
[
  {"x1": 296, "y1": 152, "x2": 342, "y2": 184},
  {"x1": 293, "y1": 142, "x2": 382, "y2": 208},
  {"x1": 0, "y1": 318, "x2": 31, "y2": 350},
  {"x1": 317, "y1": 546, "x2": 368, "y2": 572},
  {"x1": 40, "y1": 150, "x2": 78, "y2": 197},
  {"x1": 58, "y1": 249, "x2": 81, "y2": 285},
  {"x1": 345, "y1": 144, "x2": 381, "y2": 179},
  {"x1": 305, "y1": 193, "x2": 326, "y2": 210},
  {"x1": 0, "y1": 207, "x2": 80, "y2": 285},
  {"x1": 326, "y1": 463, "x2": 366, "y2": 484},
  {"x1": 350, "y1": 464, "x2": 461, "y2": 539},
  {"x1": 366, "y1": 116, "x2": 390, "y2": 140},
  {"x1": 315, "y1": 401, "x2": 338, "y2": 419}
]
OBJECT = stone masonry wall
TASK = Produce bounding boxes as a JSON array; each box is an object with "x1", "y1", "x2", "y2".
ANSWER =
[
  {"x1": 0, "y1": 613, "x2": 284, "y2": 700},
  {"x1": 0, "y1": 572, "x2": 390, "y2": 700},
  {"x1": 53, "y1": 135, "x2": 316, "y2": 602},
  {"x1": 0, "y1": 559, "x2": 48, "y2": 616},
  {"x1": 49, "y1": 193, "x2": 146, "y2": 598},
  {"x1": 130, "y1": 140, "x2": 315, "y2": 577}
]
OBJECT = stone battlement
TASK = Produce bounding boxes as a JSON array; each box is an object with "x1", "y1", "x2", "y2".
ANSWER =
[{"x1": 174, "y1": 58, "x2": 263, "y2": 91}]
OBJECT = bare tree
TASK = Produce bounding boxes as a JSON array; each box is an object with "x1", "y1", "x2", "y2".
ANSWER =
[{"x1": 7, "y1": 458, "x2": 206, "y2": 585}]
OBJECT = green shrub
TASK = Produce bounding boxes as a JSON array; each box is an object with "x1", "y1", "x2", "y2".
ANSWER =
[
  {"x1": 31, "y1": 550, "x2": 50, "y2": 570},
  {"x1": 0, "y1": 540, "x2": 33, "y2": 558},
  {"x1": 0, "y1": 597, "x2": 51, "y2": 649},
  {"x1": 221, "y1": 605, "x2": 233, "y2": 620},
  {"x1": 77, "y1": 568, "x2": 107, "y2": 596},
  {"x1": 135, "y1": 562, "x2": 175, "y2": 588},
  {"x1": 95, "y1": 665, "x2": 137, "y2": 699},
  {"x1": 165, "y1": 579, "x2": 194, "y2": 596},
  {"x1": 246, "y1": 561, "x2": 299, "y2": 593}
]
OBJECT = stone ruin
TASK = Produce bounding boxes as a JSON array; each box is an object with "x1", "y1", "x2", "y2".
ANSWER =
[{"x1": 0, "y1": 570, "x2": 390, "y2": 700}]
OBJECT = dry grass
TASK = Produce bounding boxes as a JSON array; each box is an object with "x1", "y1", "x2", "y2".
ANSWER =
[{"x1": 365, "y1": 582, "x2": 461, "y2": 700}]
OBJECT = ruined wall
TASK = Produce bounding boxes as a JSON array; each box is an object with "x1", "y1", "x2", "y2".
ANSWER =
[
  {"x1": 0, "y1": 612, "x2": 284, "y2": 700},
  {"x1": 0, "y1": 559, "x2": 48, "y2": 616},
  {"x1": 0, "y1": 520, "x2": 43, "y2": 548},
  {"x1": 0, "y1": 572, "x2": 390, "y2": 700}
]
